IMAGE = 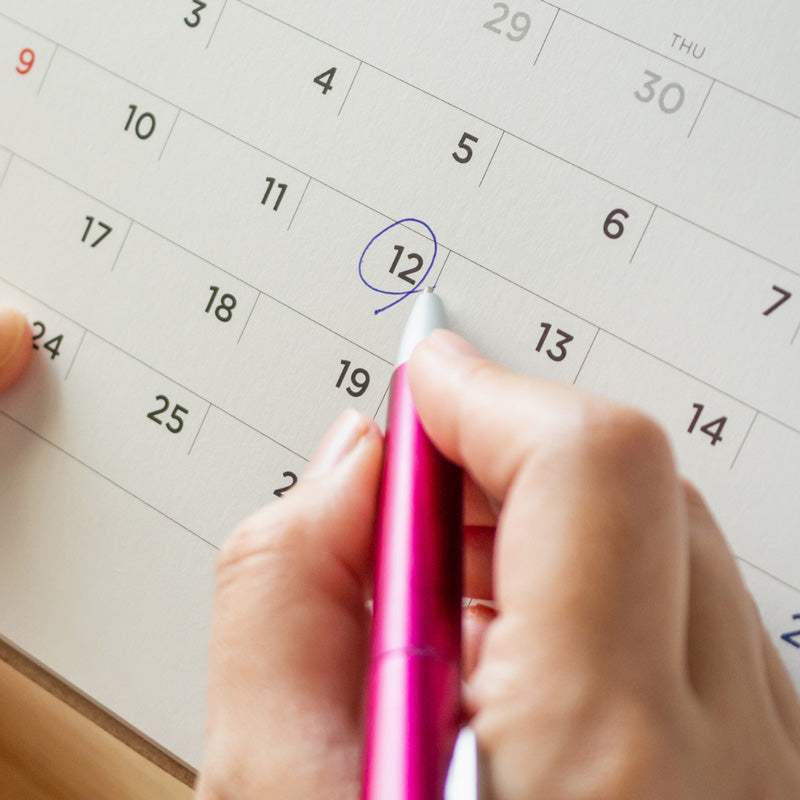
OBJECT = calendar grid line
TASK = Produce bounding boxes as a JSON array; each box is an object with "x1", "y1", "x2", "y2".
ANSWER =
[
  {"x1": 6, "y1": 151, "x2": 392, "y2": 367},
  {"x1": 572, "y1": 328, "x2": 600, "y2": 385},
  {"x1": 64, "y1": 328, "x2": 88, "y2": 381},
  {"x1": 0, "y1": 410, "x2": 220, "y2": 551},
  {"x1": 433, "y1": 250, "x2": 453, "y2": 287},
  {"x1": 111, "y1": 219, "x2": 134, "y2": 272},
  {"x1": 604, "y1": 329, "x2": 759, "y2": 416},
  {"x1": 730, "y1": 411, "x2": 759, "y2": 470},
  {"x1": 35, "y1": 43, "x2": 57, "y2": 96},
  {"x1": 534, "y1": 9, "x2": 559, "y2": 68},
  {"x1": 3, "y1": 9, "x2": 793, "y2": 287},
  {"x1": 205, "y1": 0, "x2": 230, "y2": 50},
  {"x1": 187, "y1": 403, "x2": 213, "y2": 456},
  {"x1": 236, "y1": 292, "x2": 261, "y2": 345},
  {"x1": 158, "y1": 109, "x2": 182, "y2": 161},
  {"x1": 338, "y1": 60, "x2": 363, "y2": 117},
  {"x1": 736, "y1": 556, "x2": 800, "y2": 596},
  {"x1": 237, "y1": 0, "x2": 361, "y2": 65},
  {"x1": 372, "y1": 381, "x2": 391, "y2": 422},
  {"x1": 538, "y1": 2, "x2": 800, "y2": 122},
  {"x1": 479, "y1": 131, "x2": 504, "y2": 188},
  {"x1": 287, "y1": 177, "x2": 312, "y2": 231},
  {"x1": 216, "y1": 407, "x2": 308, "y2": 464},
  {"x1": 630, "y1": 206, "x2": 657, "y2": 263},
  {"x1": 661, "y1": 209, "x2": 797, "y2": 277},
  {"x1": 0, "y1": 153, "x2": 12, "y2": 189},
  {"x1": 688, "y1": 80, "x2": 715, "y2": 139}
]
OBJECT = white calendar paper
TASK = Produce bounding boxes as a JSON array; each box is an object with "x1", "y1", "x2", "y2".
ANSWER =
[{"x1": 0, "y1": 0, "x2": 799, "y2": 770}]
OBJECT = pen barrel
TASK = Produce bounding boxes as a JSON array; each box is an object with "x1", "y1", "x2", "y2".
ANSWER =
[{"x1": 362, "y1": 363, "x2": 463, "y2": 800}]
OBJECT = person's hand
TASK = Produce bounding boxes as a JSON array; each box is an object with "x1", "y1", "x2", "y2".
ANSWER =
[
  {"x1": 195, "y1": 331, "x2": 800, "y2": 800},
  {"x1": 0, "y1": 306, "x2": 32, "y2": 393}
]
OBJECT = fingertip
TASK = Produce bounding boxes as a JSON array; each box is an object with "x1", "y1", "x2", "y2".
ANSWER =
[
  {"x1": 305, "y1": 409, "x2": 383, "y2": 481},
  {"x1": 0, "y1": 307, "x2": 32, "y2": 393}
]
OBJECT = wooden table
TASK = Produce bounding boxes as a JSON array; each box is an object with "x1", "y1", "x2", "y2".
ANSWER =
[{"x1": 0, "y1": 645, "x2": 194, "y2": 800}]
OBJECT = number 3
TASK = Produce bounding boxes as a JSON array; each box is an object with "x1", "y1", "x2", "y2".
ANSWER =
[{"x1": 184, "y1": 0, "x2": 207, "y2": 28}]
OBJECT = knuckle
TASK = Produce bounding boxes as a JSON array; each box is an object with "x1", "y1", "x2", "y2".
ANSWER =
[
  {"x1": 216, "y1": 506, "x2": 300, "y2": 582},
  {"x1": 573, "y1": 401, "x2": 674, "y2": 477},
  {"x1": 579, "y1": 696, "x2": 668, "y2": 800},
  {"x1": 681, "y1": 477, "x2": 707, "y2": 510},
  {"x1": 474, "y1": 667, "x2": 673, "y2": 800}
]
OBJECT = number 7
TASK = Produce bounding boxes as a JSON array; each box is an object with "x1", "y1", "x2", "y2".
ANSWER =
[{"x1": 763, "y1": 286, "x2": 792, "y2": 316}]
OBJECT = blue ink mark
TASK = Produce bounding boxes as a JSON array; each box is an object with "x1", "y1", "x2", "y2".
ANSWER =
[{"x1": 358, "y1": 218, "x2": 438, "y2": 315}]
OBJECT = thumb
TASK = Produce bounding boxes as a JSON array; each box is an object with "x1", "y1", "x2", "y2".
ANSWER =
[
  {"x1": 199, "y1": 410, "x2": 383, "y2": 800},
  {"x1": 0, "y1": 307, "x2": 32, "y2": 393}
]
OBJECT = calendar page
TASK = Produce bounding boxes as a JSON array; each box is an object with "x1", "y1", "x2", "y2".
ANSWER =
[{"x1": 0, "y1": 0, "x2": 799, "y2": 771}]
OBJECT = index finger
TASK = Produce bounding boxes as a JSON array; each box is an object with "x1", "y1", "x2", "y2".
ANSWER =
[
  {"x1": 0, "y1": 307, "x2": 32, "y2": 393},
  {"x1": 408, "y1": 330, "x2": 689, "y2": 683}
]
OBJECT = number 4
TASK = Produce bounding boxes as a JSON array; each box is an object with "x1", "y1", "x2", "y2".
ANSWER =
[{"x1": 314, "y1": 67, "x2": 336, "y2": 95}]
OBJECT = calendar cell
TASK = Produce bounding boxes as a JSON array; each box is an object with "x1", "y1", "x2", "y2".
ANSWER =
[
  {"x1": 229, "y1": 293, "x2": 393, "y2": 457},
  {"x1": 94, "y1": 224, "x2": 260, "y2": 401},
  {"x1": 178, "y1": 407, "x2": 307, "y2": 547},
  {"x1": 557, "y1": 0, "x2": 800, "y2": 117},
  {"x1": 0, "y1": 147, "x2": 10, "y2": 184},
  {"x1": 44, "y1": 333, "x2": 211, "y2": 518},
  {"x1": 247, "y1": 0, "x2": 559, "y2": 134},
  {"x1": 575, "y1": 332, "x2": 754, "y2": 478},
  {"x1": 718, "y1": 414, "x2": 800, "y2": 592},
  {"x1": 523, "y1": 12, "x2": 713, "y2": 163},
  {"x1": 435, "y1": 254, "x2": 598, "y2": 382},
  {"x1": 230, "y1": 181, "x2": 441, "y2": 363},
  {"x1": 153, "y1": 112, "x2": 307, "y2": 274},
  {"x1": 0, "y1": 15, "x2": 56, "y2": 101},
  {"x1": 187, "y1": 0, "x2": 360, "y2": 168},
  {"x1": 0, "y1": 413, "x2": 213, "y2": 767},
  {"x1": 0, "y1": 157, "x2": 131, "y2": 308},
  {"x1": 681, "y1": 85, "x2": 800, "y2": 269},
  {"x1": 738, "y1": 562, "x2": 800, "y2": 696},
  {"x1": 315, "y1": 64, "x2": 503, "y2": 227},
  {"x1": 452, "y1": 133, "x2": 654, "y2": 314},
  {"x1": 14, "y1": 49, "x2": 179, "y2": 199},
  {"x1": 621, "y1": 212, "x2": 800, "y2": 428},
  {"x1": 0, "y1": 277, "x2": 84, "y2": 384},
  {"x1": 0, "y1": 279, "x2": 85, "y2": 441}
]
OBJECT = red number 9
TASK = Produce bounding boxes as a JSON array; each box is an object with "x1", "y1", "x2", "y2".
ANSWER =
[{"x1": 16, "y1": 48, "x2": 35, "y2": 75}]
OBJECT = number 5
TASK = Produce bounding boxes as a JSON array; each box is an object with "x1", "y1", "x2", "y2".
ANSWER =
[{"x1": 453, "y1": 132, "x2": 479, "y2": 164}]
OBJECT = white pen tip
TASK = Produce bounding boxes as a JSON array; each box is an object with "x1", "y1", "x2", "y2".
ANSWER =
[{"x1": 396, "y1": 290, "x2": 447, "y2": 365}]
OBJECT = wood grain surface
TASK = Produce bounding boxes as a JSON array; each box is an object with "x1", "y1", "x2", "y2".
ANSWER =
[{"x1": 0, "y1": 656, "x2": 195, "y2": 800}]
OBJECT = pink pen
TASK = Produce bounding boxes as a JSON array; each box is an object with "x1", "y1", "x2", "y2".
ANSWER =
[{"x1": 362, "y1": 288, "x2": 464, "y2": 800}]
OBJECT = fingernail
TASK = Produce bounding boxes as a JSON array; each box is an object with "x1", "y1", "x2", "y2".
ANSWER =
[
  {"x1": 422, "y1": 330, "x2": 480, "y2": 359},
  {"x1": 0, "y1": 307, "x2": 26, "y2": 369},
  {"x1": 305, "y1": 409, "x2": 376, "y2": 478}
]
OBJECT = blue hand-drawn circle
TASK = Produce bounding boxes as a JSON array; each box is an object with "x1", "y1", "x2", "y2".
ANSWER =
[{"x1": 358, "y1": 218, "x2": 438, "y2": 315}]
